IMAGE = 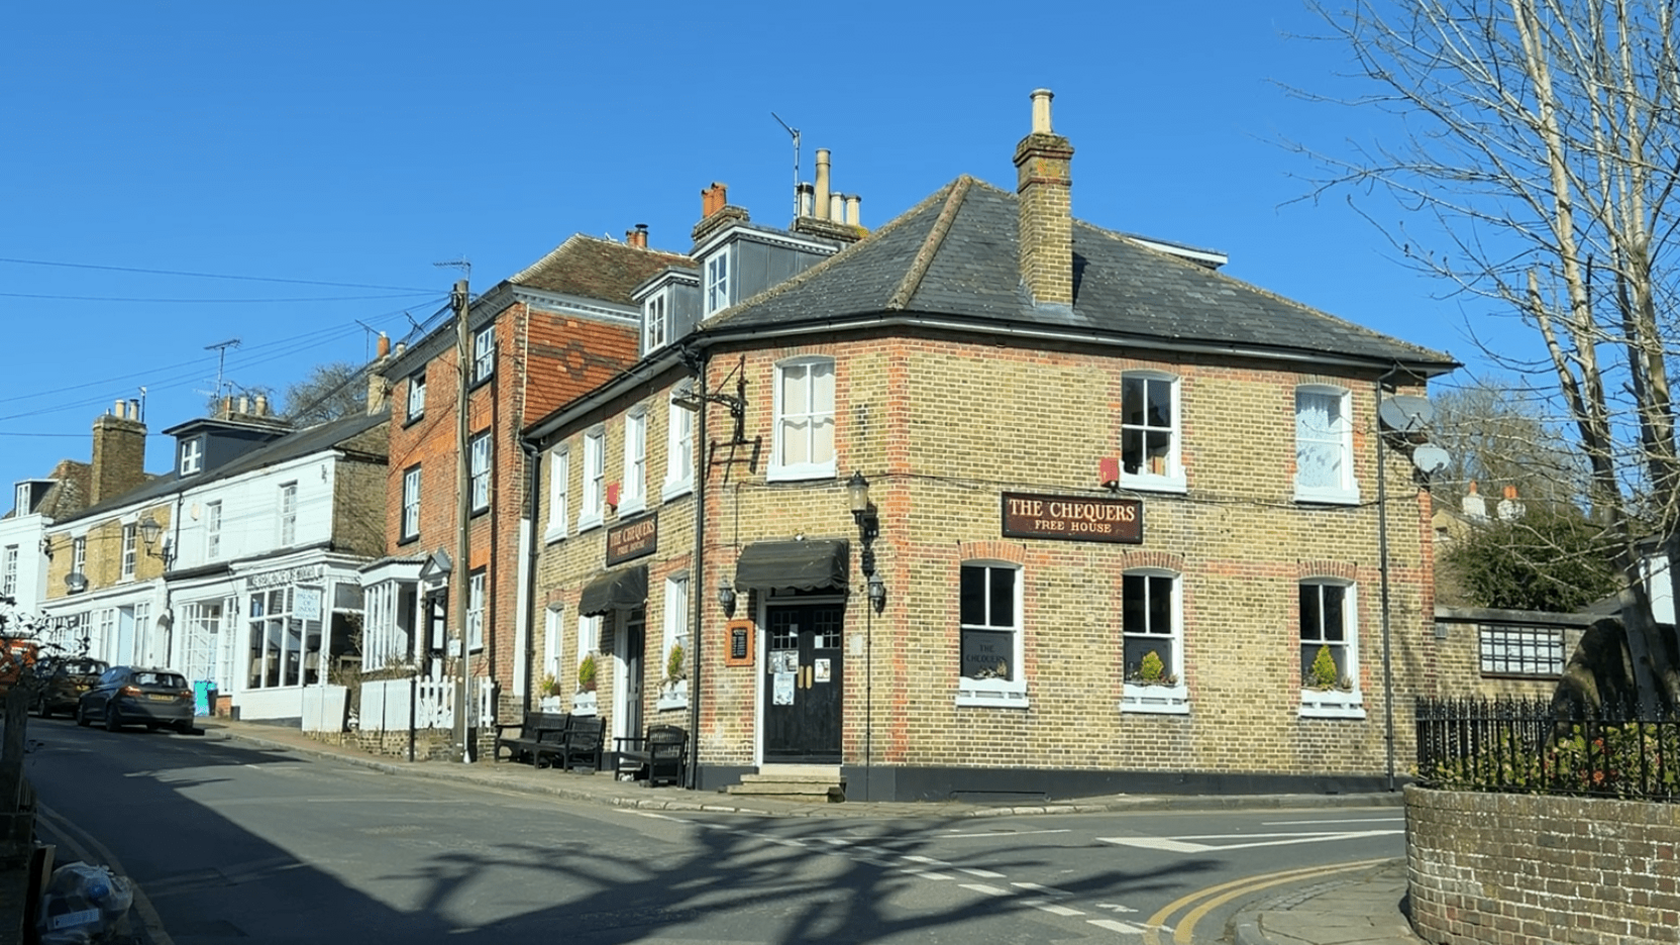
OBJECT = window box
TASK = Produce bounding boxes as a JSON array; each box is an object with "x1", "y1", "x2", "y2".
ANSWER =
[
  {"x1": 1299, "y1": 688, "x2": 1366, "y2": 719},
  {"x1": 1120, "y1": 682, "x2": 1190, "y2": 714},
  {"x1": 956, "y1": 678, "x2": 1030, "y2": 708}
]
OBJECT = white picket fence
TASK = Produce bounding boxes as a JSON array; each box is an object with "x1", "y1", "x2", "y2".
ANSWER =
[{"x1": 355, "y1": 677, "x2": 496, "y2": 732}]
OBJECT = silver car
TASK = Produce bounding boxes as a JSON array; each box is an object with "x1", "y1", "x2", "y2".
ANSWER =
[{"x1": 76, "y1": 667, "x2": 195, "y2": 734}]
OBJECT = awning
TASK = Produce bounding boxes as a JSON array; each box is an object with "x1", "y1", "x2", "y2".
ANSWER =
[
  {"x1": 578, "y1": 564, "x2": 648, "y2": 617},
  {"x1": 733, "y1": 539, "x2": 850, "y2": 592}
]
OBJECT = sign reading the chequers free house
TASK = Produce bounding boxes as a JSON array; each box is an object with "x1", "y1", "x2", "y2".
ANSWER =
[
  {"x1": 606, "y1": 513, "x2": 658, "y2": 566},
  {"x1": 1000, "y1": 492, "x2": 1143, "y2": 543}
]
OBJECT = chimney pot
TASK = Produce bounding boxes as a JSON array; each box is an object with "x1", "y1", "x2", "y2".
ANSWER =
[
  {"x1": 814, "y1": 149, "x2": 832, "y2": 221},
  {"x1": 845, "y1": 194, "x2": 861, "y2": 227},
  {"x1": 1030, "y1": 88, "x2": 1054, "y2": 134},
  {"x1": 797, "y1": 182, "x2": 814, "y2": 218},
  {"x1": 376, "y1": 332, "x2": 390, "y2": 359},
  {"x1": 829, "y1": 193, "x2": 845, "y2": 222},
  {"x1": 114, "y1": 399, "x2": 125, "y2": 420},
  {"x1": 255, "y1": 393, "x2": 269, "y2": 416},
  {"x1": 239, "y1": 394, "x2": 251, "y2": 415}
]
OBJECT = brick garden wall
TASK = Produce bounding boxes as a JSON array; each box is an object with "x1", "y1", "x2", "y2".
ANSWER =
[{"x1": 1406, "y1": 785, "x2": 1680, "y2": 945}]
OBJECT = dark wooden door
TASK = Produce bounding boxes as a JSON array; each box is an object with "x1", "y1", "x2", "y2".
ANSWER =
[{"x1": 763, "y1": 603, "x2": 843, "y2": 763}]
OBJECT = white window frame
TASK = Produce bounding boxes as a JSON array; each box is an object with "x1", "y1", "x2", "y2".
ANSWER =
[
  {"x1": 179, "y1": 438, "x2": 203, "y2": 476},
  {"x1": 72, "y1": 536, "x2": 86, "y2": 581},
  {"x1": 576, "y1": 613, "x2": 602, "y2": 694},
  {"x1": 1120, "y1": 370, "x2": 1186, "y2": 493},
  {"x1": 1295, "y1": 385, "x2": 1359, "y2": 504},
  {"x1": 770, "y1": 357, "x2": 836, "y2": 481},
  {"x1": 579, "y1": 428, "x2": 605, "y2": 531},
  {"x1": 656, "y1": 574, "x2": 690, "y2": 711},
  {"x1": 543, "y1": 605, "x2": 565, "y2": 692},
  {"x1": 1119, "y1": 570, "x2": 1188, "y2": 714},
  {"x1": 401, "y1": 466, "x2": 422, "y2": 542},
  {"x1": 205, "y1": 501, "x2": 223, "y2": 561},
  {"x1": 14, "y1": 484, "x2": 27, "y2": 516},
  {"x1": 544, "y1": 446, "x2": 570, "y2": 544},
  {"x1": 621, "y1": 408, "x2": 647, "y2": 514},
  {"x1": 470, "y1": 431, "x2": 491, "y2": 514},
  {"x1": 278, "y1": 482, "x2": 298, "y2": 546},
  {"x1": 1299, "y1": 579, "x2": 1364, "y2": 718},
  {"x1": 956, "y1": 561, "x2": 1029, "y2": 708},
  {"x1": 664, "y1": 384, "x2": 696, "y2": 500},
  {"x1": 1478, "y1": 624, "x2": 1567, "y2": 678},
  {"x1": 703, "y1": 247, "x2": 731, "y2": 315},
  {"x1": 472, "y1": 324, "x2": 495, "y2": 383},
  {"x1": 1, "y1": 545, "x2": 16, "y2": 597},
  {"x1": 406, "y1": 369, "x2": 426, "y2": 421},
  {"x1": 467, "y1": 570, "x2": 485, "y2": 652},
  {"x1": 644, "y1": 290, "x2": 669, "y2": 353},
  {"x1": 121, "y1": 523, "x2": 137, "y2": 580},
  {"x1": 363, "y1": 579, "x2": 413, "y2": 673}
]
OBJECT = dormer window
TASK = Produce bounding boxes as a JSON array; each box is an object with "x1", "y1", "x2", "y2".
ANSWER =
[
  {"x1": 179, "y1": 438, "x2": 203, "y2": 476},
  {"x1": 704, "y1": 249, "x2": 731, "y2": 315},
  {"x1": 644, "y1": 291, "x2": 669, "y2": 352}
]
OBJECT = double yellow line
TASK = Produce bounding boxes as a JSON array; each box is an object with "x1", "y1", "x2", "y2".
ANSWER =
[{"x1": 1141, "y1": 857, "x2": 1392, "y2": 945}]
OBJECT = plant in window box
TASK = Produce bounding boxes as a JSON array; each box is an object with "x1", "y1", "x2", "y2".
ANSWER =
[
  {"x1": 1306, "y1": 644, "x2": 1345, "y2": 691},
  {"x1": 538, "y1": 673, "x2": 561, "y2": 698},
  {"x1": 576, "y1": 653, "x2": 598, "y2": 693},
  {"x1": 973, "y1": 659, "x2": 1010, "y2": 680},
  {"x1": 1130, "y1": 650, "x2": 1178, "y2": 686},
  {"x1": 663, "y1": 642, "x2": 686, "y2": 690}
]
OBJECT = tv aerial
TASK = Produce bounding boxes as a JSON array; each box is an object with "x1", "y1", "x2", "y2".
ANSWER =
[{"x1": 772, "y1": 112, "x2": 801, "y2": 220}]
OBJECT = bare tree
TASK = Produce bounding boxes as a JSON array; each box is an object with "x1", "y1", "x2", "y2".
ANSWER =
[
  {"x1": 1431, "y1": 377, "x2": 1587, "y2": 512},
  {"x1": 281, "y1": 361, "x2": 367, "y2": 426},
  {"x1": 1299, "y1": 0, "x2": 1680, "y2": 711}
]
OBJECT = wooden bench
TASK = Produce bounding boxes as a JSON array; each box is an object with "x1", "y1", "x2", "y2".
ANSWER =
[
  {"x1": 614, "y1": 724, "x2": 687, "y2": 787},
  {"x1": 493, "y1": 711, "x2": 570, "y2": 765},
  {"x1": 535, "y1": 714, "x2": 605, "y2": 772}
]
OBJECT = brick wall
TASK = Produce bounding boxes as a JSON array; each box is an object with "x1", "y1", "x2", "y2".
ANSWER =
[
  {"x1": 1407, "y1": 785, "x2": 1680, "y2": 945},
  {"x1": 530, "y1": 328, "x2": 1441, "y2": 785}
]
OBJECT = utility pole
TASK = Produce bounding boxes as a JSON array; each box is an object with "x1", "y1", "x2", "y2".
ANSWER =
[{"x1": 452, "y1": 278, "x2": 473, "y2": 762}]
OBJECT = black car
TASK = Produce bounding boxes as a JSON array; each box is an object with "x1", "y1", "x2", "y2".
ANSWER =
[
  {"x1": 76, "y1": 666, "x2": 195, "y2": 734},
  {"x1": 33, "y1": 656, "x2": 109, "y2": 718}
]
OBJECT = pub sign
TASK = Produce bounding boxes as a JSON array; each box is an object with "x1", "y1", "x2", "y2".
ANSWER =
[{"x1": 1000, "y1": 492, "x2": 1142, "y2": 543}]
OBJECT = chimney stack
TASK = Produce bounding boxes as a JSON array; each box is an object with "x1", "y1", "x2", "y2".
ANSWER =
[
  {"x1": 1461, "y1": 480, "x2": 1487, "y2": 520},
  {"x1": 90, "y1": 405, "x2": 148, "y2": 505},
  {"x1": 625, "y1": 223, "x2": 649, "y2": 248},
  {"x1": 1013, "y1": 88, "x2": 1075, "y2": 307},
  {"x1": 813, "y1": 149, "x2": 832, "y2": 221},
  {"x1": 1497, "y1": 484, "x2": 1526, "y2": 522},
  {"x1": 701, "y1": 182, "x2": 728, "y2": 218}
]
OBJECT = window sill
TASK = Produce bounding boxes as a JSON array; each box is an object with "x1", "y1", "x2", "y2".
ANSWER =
[
  {"x1": 661, "y1": 478, "x2": 693, "y2": 502},
  {"x1": 542, "y1": 525, "x2": 568, "y2": 545},
  {"x1": 1294, "y1": 488, "x2": 1361, "y2": 507},
  {"x1": 1298, "y1": 689, "x2": 1366, "y2": 719},
  {"x1": 577, "y1": 513, "x2": 604, "y2": 533},
  {"x1": 956, "y1": 680, "x2": 1029, "y2": 709},
  {"x1": 656, "y1": 682, "x2": 689, "y2": 712},
  {"x1": 1120, "y1": 473, "x2": 1187, "y2": 495},
  {"x1": 617, "y1": 496, "x2": 647, "y2": 517},
  {"x1": 1120, "y1": 683, "x2": 1189, "y2": 714},
  {"x1": 767, "y1": 462, "x2": 837, "y2": 483},
  {"x1": 402, "y1": 412, "x2": 425, "y2": 429}
]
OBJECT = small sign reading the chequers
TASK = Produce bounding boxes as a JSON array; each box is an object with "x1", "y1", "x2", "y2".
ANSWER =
[
  {"x1": 606, "y1": 513, "x2": 658, "y2": 566},
  {"x1": 1000, "y1": 492, "x2": 1142, "y2": 543}
]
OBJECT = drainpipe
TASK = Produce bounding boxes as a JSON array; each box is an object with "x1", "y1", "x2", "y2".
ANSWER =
[
  {"x1": 1376, "y1": 366, "x2": 1399, "y2": 793},
  {"x1": 519, "y1": 439, "x2": 543, "y2": 714},
  {"x1": 686, "y1": 348, "x2": 709, "y2": 790}
]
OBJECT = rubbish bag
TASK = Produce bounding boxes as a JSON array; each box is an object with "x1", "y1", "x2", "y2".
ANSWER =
[{"x1": 37, "y1": 861, "x2": 134, "y2": 944}]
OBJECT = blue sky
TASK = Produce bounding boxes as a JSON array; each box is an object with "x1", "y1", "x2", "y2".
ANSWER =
[{"x1": 2, "y1": 1, "x2": 1493, "y2": 493}]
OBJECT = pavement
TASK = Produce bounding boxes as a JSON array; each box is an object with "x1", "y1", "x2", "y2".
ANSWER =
[{"x1": 113, "y1": 717, "x2": 1427, "y2": 945}]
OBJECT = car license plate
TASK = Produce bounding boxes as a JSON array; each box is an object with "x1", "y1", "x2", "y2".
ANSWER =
[{"x1": 147, "y1": 693, "x2": 173, "y2": 702}]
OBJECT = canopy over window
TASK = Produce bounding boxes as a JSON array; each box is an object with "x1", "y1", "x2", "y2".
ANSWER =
[
  {"x1": 733, "y1": 539, "x2": 849, "y2": 593},
  {"x1": 578, "y1": 565, "x2": 648, "y2": 616}
]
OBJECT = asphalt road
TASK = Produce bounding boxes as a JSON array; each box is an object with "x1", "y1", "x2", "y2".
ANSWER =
[{"x1": 24, "y1": 716, "x2": 1403, "y2": 944}]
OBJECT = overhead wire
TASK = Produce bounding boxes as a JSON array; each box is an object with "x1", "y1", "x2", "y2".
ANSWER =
[{"x1": 0, "y1": 256, "x2": 437, "y2": 292}]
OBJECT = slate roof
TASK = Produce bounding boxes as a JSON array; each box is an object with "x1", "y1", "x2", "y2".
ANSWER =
[
  {"x1": 702, "y1": 177, "x2": 1456, "y2": 371},
  {"x1": 54, "y1": 409, "x2": 390, "y2": 526},
  {"x1": 509, "y1": 235, "x2": 692, "y2": 305},
  {"x1": 1, "y1": 459, "x2": 92, "y2": 521}
]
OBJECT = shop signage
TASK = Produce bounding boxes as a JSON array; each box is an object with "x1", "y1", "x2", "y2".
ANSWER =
[
  {"x1": 725, "y1": 618, "x2": 756, "y2": 667},
  {"x1": 1000, "y1": 492, "x2": 1143, "y2": 543},
  {"x1": 606, "y1": 513, "x2": 658, "y2": 566},
  {"x1": 246, "y1": 563, "x2": 325, "y2": 590}
]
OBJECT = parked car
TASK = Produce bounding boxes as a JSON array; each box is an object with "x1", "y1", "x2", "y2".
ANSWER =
[
  {"x1": 33, "y1": 656, "x2": 109, "y2": 718},
  {"x1": 76, "y1": 666, "x2": 194, "y2": 734}
]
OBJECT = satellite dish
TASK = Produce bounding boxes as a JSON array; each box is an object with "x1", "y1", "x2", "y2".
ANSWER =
[
  {"x1": 1411, "y1": 444, "x2": 1451, "y2": 476},
  {"x1": 64, "y1": 572, "x2": 87, "y2": 593},
  {"x1": 1378, "y1": 395, "x2": 1435, "y2": 434}
]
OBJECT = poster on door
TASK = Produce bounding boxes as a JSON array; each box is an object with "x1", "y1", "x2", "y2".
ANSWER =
[{"x1": 773, "y1": 672, "x2": 796, "y2": 705}]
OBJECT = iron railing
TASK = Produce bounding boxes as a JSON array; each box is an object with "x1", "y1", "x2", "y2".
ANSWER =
[{"x1": 1415, "y1": 696, "x2": 1680, "y2": 802}]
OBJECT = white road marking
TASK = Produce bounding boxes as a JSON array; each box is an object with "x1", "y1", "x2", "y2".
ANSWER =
[
  {"x1": 958, "y1": 867, "x2": 1007, "y2": 879},
  {"x1": 1013, "y1": 881, "x2": 1073, "y2": 898},
  {"x1": 1095, "y1": 902, "x2": 1139, "y2": 913},
  {"x1": 1088, "y1": 918, "x2": 1149, "y2": 934},
  {"x1": 1100, "y1": 828, "x2": 1402, "y2": 853},
  {"x1": 1024, "y1": 900, "x2": 1086, "y2": 917},
  {"x1": 901, "y1": 870, "x2": 953, "y2": 881},
  {"x1": 960, "y1": 883, "x2": 1012, "y2": 896},
  {"x1": 941, "y1": 828, "x2": 1072, "y2": 838},
  {"x1": 901, "y1": 854, "x2": 952, "y2": 867}
]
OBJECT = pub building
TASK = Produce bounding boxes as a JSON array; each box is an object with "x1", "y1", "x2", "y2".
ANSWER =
[{"x1": 521, "y1": 90, "x2": 1457, "y2": 801}]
